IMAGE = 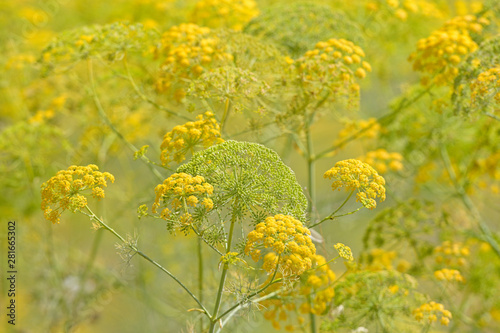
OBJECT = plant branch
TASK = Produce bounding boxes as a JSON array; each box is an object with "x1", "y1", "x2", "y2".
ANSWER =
[{"x1": 82, "y1": 205, "x2": 211, "y2": 317}]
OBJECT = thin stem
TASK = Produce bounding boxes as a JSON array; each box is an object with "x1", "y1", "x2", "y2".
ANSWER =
[
  {"x1": 198, "y1": 237, "x2": 204, "y2": 333},
  {"x1": 220, "y1": 98, "x2": 231, "y2": 133},
  {"x1": 306, "y1": 121, "x2": 316, "y2": 216},
  {"x1": 214, "y1": 261, "x2": 282, "y2": 323},
  {"x1": 309, "y1": 191, "x2": 357, "y2": 229},
  {"x1": 439, "y1": 146, "x2": 500, "y2": 258},
  {"x1": 83, "y1": 205, "x2": 211, "y2": 317},
  {"x1": 209, "y1": 210, "x2": 238, "y2": 333},
  {"x1": 215, "y1": 290, "x2": 282, "y2": 333},
  {"x1": 87, "y1": 59, "x2": 164, "y2": 182},
  {"x1": 309, "y1": 296, "x2": 317, "y2": 333},
  {"x1": 485, "y1": 112, "x2": 500, "y2": 122}
]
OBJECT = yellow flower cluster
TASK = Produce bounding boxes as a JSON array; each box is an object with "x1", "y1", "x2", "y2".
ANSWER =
[
  {"x1": 160, "y1": 111, "x2": 224, "y2": 167},
  {"x1": 245, "y1": 214, "x2": 316, "y2": 276},
  {"x1": 358, "y1": 149, "x2": 404, "y2": 174},
  {"x1": 152, "y1": 173, "x2": 214, "y2": 226},
  {"x1": 28, "y1": 95, "x2": 67, "y2": 125},
  {"x1": 413, "y1": 301, "x2": 452, "y2": 326},
  {"x1": 5, "y1": 54, "x2": 36, "y2": 70},
  {"x1": 434, "y1": 241, "x2": 470, "y2": 266},
  {"x1": 409, "y1": 15, "x2": 489, "y2": 85},
  {"x1": 262, "y1": 299, "x2": 299, "y2": 332},
  {"x1": 334, "y1": 243, "x2": 354, "y2": 261},
  {"x1": 260, "y1": 255, "x2": 336, "y2": 330},
  {"x1": 299, "y1": 255, "x2": 336, "y2": 315},
  {"x1": 475, "y1": 152, "x2": 500, "y2": 194},
  {"x1": 190, "y1": 0, "x2": 259, "y2": 31},
  {"x1": 470, "y1": 67, "x2": 500, "y2": 107},
  {"x1": 362, "y1": 248, "x2": 412, "y2": 272},
  {"x1": 291, "y1": 38, "x2": 371, "y2": 106},
  {"x1": 41, "y1": 165, "x2": 115, "y2": 224},
  {"x1": 335, "y1": 118, "x2": 380, "y2": 148},
  {"x1": 156, "y1": 23, "x2": 233, "y2": 100},
  {"x1": 324, "y1": 159, "x2": 386, "y2": 209},
  {"x1": 367, "y1": 0, "x2": 443, "y2": 21},
  {"x1": 365, "y1": 248, "x2": 397, "y2": 271},
  {"x1": 434, "y1": 268, "x2": 465, "y2": 283}
]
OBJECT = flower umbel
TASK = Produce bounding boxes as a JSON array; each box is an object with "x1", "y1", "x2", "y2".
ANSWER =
[
  {"x1": 324, "y1": 159, "x2": 386, "y2": 209},
  {"x1": 41, "y1": 165, "x2": 115, "y2": 224},
  {"x1": 413, "y1": 301, "x2": 452, "y2": 326},
  {"x1": 152, "y1": 173, "x2": 214, "y2": 231},
  {"x1": 335, "y1": 243, "x2": 354, "y2": 261},
  {"x1": 409, "y1": 15, "x2": 490, "y2": 85},
  {"x1": 245, "y1": 214, "x2": 316, "y2": 276},
  {"x1": 160, "y1": 111, "x2": 224, "y2": 166}
]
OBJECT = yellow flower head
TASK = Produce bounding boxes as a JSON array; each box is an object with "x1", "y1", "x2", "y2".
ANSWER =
[
  {"x1": 245, "y1": 214, "x2": 316, "y2": 276},
  {"x1": 470, "y1": 67, "x2": 500, "y2": 107},
  {"x1": 434, "y1": 240, "x2": 470, "y2": 267},
  {"x1": 157, "y1": 23, "x2": 233, "y2": 95},
  {"x1": 324, "y1": 159, "x2": 386, "y2": 209},
  {"x1": 434, "y1": 268, "x2": 465, "y2": 283},
  {"x1": 335, "y1": 118, "x2": 380, "y2": 148},
  {"x1": 358, "y1": 149, "x2": 404, "y2": 174},
  {"x1": 191, "y1": 0, "x2": 259, "y2": 31},
  {"x1": 160, "y1": 111, "x2": 224, "y2": 166},
  {"x1": 409, "y1": 15, "x2": 489, "y2": 85},
  {"x1": 292, "y1": 38, "x2": 370, "y2": 108},
  {"x1": 41, "y1": 165, "x2": 115, "y2": 224},
  {"x1": 152, "y1": 172, "x2": 214, "y2": 228},
  {"x1": 413, "y1": 301, "x2": 452, "y2": 326},
  {"x1": 334, "y1": 243, "x2": 354, "y2": 261},
  {"x1": 299, "y1": 255, "x2": 336, "y2": 315}
]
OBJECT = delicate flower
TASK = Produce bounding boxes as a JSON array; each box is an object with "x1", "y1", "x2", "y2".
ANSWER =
[
  {"x1": 409, "y1": 15, "x2": 489, "y2": 85},
  {"x1": 358, "y1": 148, "x2": 403, "y2": 174},
  {"x1": 413, "y1": 301, "x2": 452, "y2": 325},
  {"x1": 470, "y1": 67, "x2": 500, "y2": 108},
  {"x1": 434, "y1": 240, "x2": 470, "y2": 266},
  {"x1": 156, "y1": 23, "x2": 233, "y2": 97},
  {"x1": 245, "y1": 214, "x2": 316, "y2": 276},
  {"x1": 152, "y1": 173, "x2": 214, "y2": 230},
  {"x1": 41, "y1": 165, "x2": 115, "y2": 224},
  {"x1": 190, "y1": 0, "x2": 259, "y2": 31},
  {"x1": 324, "y1": 159, "x2": 386, "y2": 209},
  {"x1": 291, "y1": 38, "x2": 370, "y2": 108},
  {"x1": 160, "y1": 111, "x2": 224, "y2": 166},
  {"x1": 334, "y1": 243, "x2": 354, "y2": 261},
  {"x1": 434, "y1": 268, "x2": 465, "y2": 283}
]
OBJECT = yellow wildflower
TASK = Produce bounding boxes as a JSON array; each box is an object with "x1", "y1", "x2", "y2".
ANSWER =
[
  {"x1": 245, "y1": 214, "x2": 316, "y2": 276},
  {"x1": 324, "y1": 159, "x2": 386, "y2": 209},
  {"x1": 41, "y1": 165, "x2": 115, "y2": 224},
  {"x1": 160, "y1": 111, "x2": 224, "y2": 166}
]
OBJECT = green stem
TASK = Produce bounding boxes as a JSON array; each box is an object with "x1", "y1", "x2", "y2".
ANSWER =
[
  {"x1": 308, "y1": 295, "x2": 317, "y2": 333},
  {"x1": 439, "y1": 146, "x2": 500, "y2": 259},
  {"x1": 306, "y1": 121, "x2": 316, "y2": 216},
  {"x1": 485, "y1": 112, "x2": 500, "y2": 122},
  {"x1": 83, "y1": 205, "x2": 211, "y2": 317},
  {"x1": 87, "y1": 59, "x2": 164, "y2": 182},
  {"x1": 309, "y1": 191, "x2": 357, "y2": 228},
  {"x1": 208, "y1": 210, "x2": 238, "y2": 333},
  {"x1": 198, "y1": 237, "x2": 204, "y2": 333},
  {"x1": 214, "y1": 260, "x2": 282, "y2": 323},
  {"x1": 220, "y1": 98, "x2": 231, "y2": 132}
]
